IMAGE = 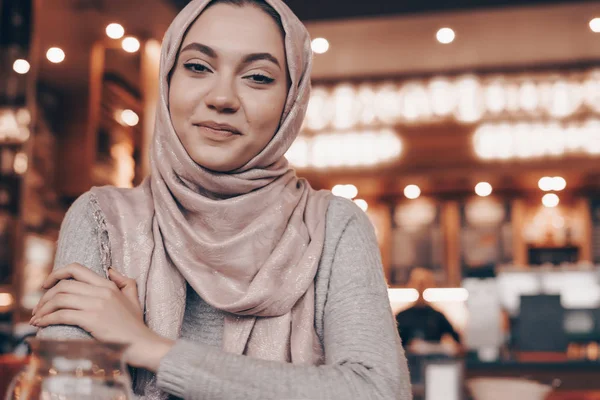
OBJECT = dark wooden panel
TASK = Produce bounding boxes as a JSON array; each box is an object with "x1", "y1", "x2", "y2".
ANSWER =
[{"x1": 167, "y1": 0, "x2": 595, "y2": 22}]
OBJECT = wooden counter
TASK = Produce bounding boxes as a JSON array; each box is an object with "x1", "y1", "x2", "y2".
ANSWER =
[{"x1": 466, "y1": 359, "x2": 600, "y2": 391}]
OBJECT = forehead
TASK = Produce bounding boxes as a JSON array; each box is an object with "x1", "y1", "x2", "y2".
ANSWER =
[{"x1": 181, "y1": 3, "x2": 286, "y2": 59}]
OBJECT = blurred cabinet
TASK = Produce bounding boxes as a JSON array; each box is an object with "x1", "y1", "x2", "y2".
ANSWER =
[{"x1": 389, "y1": 198, "x2": 444, "y2": 285}]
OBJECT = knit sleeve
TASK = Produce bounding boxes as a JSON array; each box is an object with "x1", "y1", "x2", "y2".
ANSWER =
[{"x1": 36, "y1": 191, "x2": 111, "y2": 340}]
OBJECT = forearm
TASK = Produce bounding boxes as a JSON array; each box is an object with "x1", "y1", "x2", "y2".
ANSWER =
[
  {"x1": 36, "y1": 193, "x2": 107, "y2": 341},
  {"x1": 157, "y1": 339, "x2": 395, "y2": 400}
]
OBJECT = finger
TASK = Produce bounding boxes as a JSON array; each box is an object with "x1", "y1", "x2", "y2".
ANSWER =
[
  {"x1": 107, "y1": 268, "x2": 131, "y2": 289},
  {"x1": 108, "y1": 268, "x2": 139, "y2": 304},
  {"x1": 34, "y1": 280, "x2": 105, "y2": 314},
  {"x1": 43, "y1": 263, "x2": 114, "y2": 290},
  {"x1": 33, "y1": 309, "x2": 89, "y2": 330},
  {"x1": 32, "y1": 293, "x2": 95, "y2": 322}
]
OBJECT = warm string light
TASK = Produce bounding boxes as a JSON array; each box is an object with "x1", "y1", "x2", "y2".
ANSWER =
[
  {"x1": 387, "y1": 288, "x2": 469, "y2": 303},
  {"x1": 473, "y1": 119, "x2": 600, "y2": 160},
  {"x1": 286, "y1": 129, "x2": 402, "y2": 169},
  {"x1": 304, "y1": 70, "x2": 600, "y2": 130},
  {"x1": 538, "y1": 176, "x2": 566, "y2": 192}
]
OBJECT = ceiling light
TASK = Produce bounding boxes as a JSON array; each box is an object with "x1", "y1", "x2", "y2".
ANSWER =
[
  {"x1": 590, "y1": 18, "x2": 600, "y2": 33},
  {"x1": 539, "y1": 176, "x2": 566, "y2": 191},
  {"x1": 538, "y1": 177, "x2": 553, "y2": 191},
  {"x1": 46, "y1": 47, "x2": 65, "y2": 63},
  {"x1": 388, "y1": 288, "x2": 420, "y2": 303},
  {"x1": 106, "y1": 23, "x2": 125, "y2": 39},
  {"x1": 436, "y1": 27, "x2": 455, "y2": 44},
  {"x1": 552, "y1": 176, "x2": 566, "y2": 191},
  {"x1": 122, "y1": 36, "x2": 140, "y2": 53},
  {"x1": 311, "y1": 38, "x2": 329, "y2": 54},
  {"x1": 475, "y1": 182, "x2": 492, "y2": 197},
  {"x1": 16, "y1": 109, "x2": 31, "y2": 126},
  {"x1": 332, "y1": 184, "x2": 358, "y2": 199},
  {"x1": 423, "y1": 288, "x2": 469, "y2": 302},
  {"x1": 13, "y1": 153, "x2": 28, "y2": 174},
  {"x1": 353, "y1": 199, "x2": 368, "y2": 212},
  {"x1": 404, "y1": 184, "x2": 421, "y2": 200},
  {"x1": 13, "y1": 59, "x2": 30, "y2": 74},
  {"x1": 0, "y1": 293, "x2": 14, "y2": 307},
  {"x1": 542, "y1": 193, "x2": 560, "y2": 208},
  {"x1": 117, "y1": 109, "x2": 139, "y2": 127}
]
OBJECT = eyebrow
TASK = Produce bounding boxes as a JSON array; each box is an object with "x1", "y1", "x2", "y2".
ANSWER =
[
  {"x1": 180, "y1": 42, "x2": 282, "y2": 69},
  {"x1": 241, "y1": 53, "x2": 281, "y2": 69},
  {"x1": 180, "y1": 42, "x2": 217, "y2": 58}
]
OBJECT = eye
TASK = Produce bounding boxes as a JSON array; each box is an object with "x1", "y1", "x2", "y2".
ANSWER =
[
  {"x1": 184, "y1": 62, "x2": 211, "y2": 73},
  {"x1": 245, "y1": 74, "x2": 275, "y2": 85}
]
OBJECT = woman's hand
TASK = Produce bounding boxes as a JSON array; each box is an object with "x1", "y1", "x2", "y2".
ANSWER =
[{"x1": 31, "y1": 263, "x2": 174, "y2": 371}]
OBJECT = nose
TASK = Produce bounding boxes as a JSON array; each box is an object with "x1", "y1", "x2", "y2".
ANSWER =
[{"x1": 204, "y1": 75, "x2": 240, "y2": 114}]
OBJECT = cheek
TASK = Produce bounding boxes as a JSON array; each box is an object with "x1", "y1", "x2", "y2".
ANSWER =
[
  {"x1": 169, "y1": 81, "x2": 186, "y2": 124},
  {"x1": 169, "y1": 79, "x2": 200, "y2": 128},
  {"x1": 243, "y1": 89, "x2": 287, "y2": 138},
  {"x1": 249, "y1": 103, "x2": 281, "y2": 131}
]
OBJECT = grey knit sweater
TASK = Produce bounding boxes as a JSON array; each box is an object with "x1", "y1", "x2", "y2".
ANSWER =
[{"x1": 39, "y1": 191, "x2": 412, "y2": 400}]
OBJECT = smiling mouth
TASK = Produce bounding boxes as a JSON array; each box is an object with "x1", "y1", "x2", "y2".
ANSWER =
[
  {"x1": 194, "y1": 121, "x2": 242, "y2": 135},
  {"x1": 193, "y1": 122, "x2": 241, "y2": 141}
]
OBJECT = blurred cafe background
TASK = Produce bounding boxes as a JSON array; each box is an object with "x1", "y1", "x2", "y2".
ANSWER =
[{"x1": 2, "y1": 0, "x2": 600, "y2": 399}]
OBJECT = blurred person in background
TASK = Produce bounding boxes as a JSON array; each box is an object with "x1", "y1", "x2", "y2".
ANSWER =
[
  {"x1": 27, "y1": 0, "x2": 412, "y2": 399},
  {"x1": 396, "y1": 267, "x2": 462, "y2": 356}
]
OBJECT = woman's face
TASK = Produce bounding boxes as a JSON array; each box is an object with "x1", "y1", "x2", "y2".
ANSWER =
[{"x1": 169, "y1": 3, "x2": 288, "y2": 172}]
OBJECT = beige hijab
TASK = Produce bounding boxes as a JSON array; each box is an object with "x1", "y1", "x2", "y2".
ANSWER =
[{"x1": 91, "y1": 0, "x2": 331, "y2": 396}]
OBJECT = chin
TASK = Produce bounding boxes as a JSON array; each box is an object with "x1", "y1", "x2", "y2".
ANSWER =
[
  {"x1": 179, "y1": 135, "x2": 249, "y2": 172},
  {"x1": 189, "y1": 153, "x2": 244, "y2": 173}
]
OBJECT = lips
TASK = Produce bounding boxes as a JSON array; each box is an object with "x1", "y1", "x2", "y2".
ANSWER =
[
  {"x1": 193, "y1": 120, "x2": 242, "y2": 142},
  {"x1": 194, "y1": 121, "x2": 242, "y2": 135}
]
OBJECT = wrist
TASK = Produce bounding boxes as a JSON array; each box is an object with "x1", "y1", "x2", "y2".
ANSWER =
[{"x1": 127, "y1": 333, "x2": 175, "y2": 372}]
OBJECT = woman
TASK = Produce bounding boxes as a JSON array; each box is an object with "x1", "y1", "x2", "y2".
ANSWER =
[{"x1": 31, "y1": 0, "x2": 411, "y2": 398}]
